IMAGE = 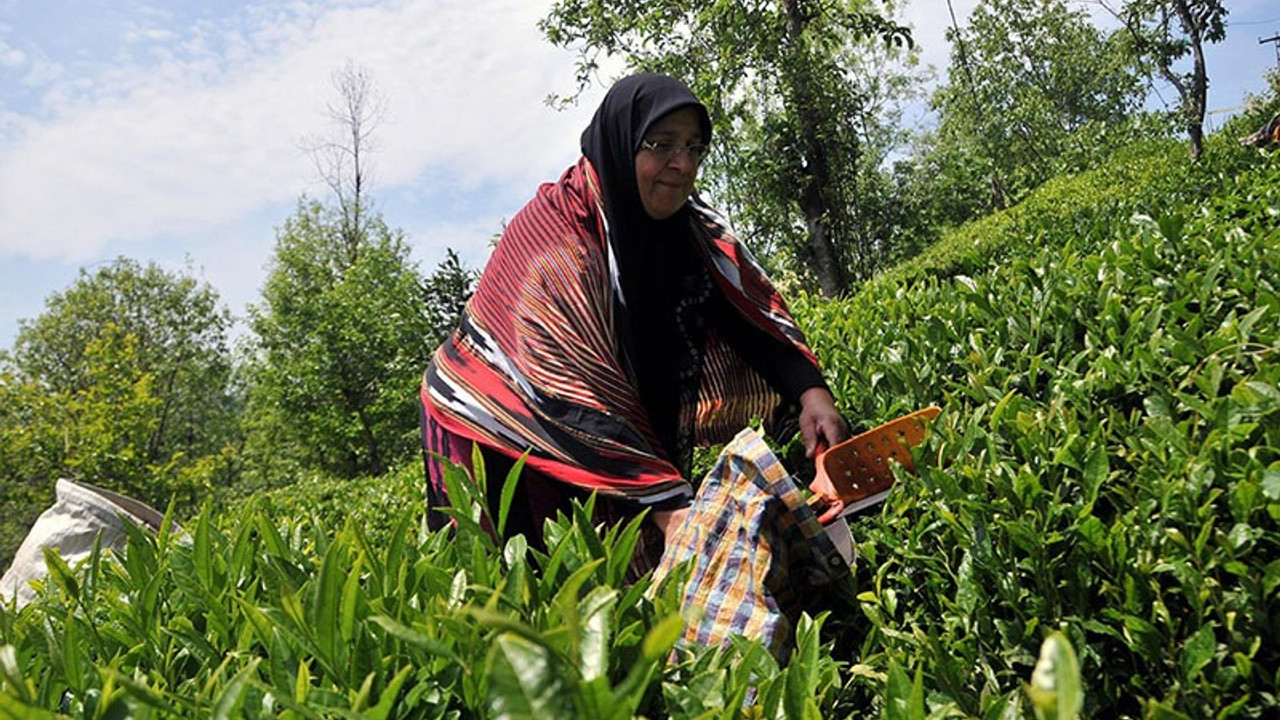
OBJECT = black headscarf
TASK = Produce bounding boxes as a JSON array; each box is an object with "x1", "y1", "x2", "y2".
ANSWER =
[
  {"x1": 578, "y1": 73, "x2": 714, "y2": 471},
  {"x1": 580, "y1": 72, "x2": 712, "y2": 234}
]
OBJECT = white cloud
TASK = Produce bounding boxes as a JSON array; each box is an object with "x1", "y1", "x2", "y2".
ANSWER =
[
  {"x1": 124, "y1": 25, "x2": 179, "y2": 45},
  {"x1": 20, "y1": 56, "x2": 64, "y2": 91},
  {"x1": 0, "y1": 41, "x2": 21, "y2": 67},
  {"x1": 0, "y1": 0, "x2": 600, "y2": 262}
]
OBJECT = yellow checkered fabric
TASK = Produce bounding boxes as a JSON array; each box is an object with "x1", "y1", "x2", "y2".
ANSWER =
[{"x1": 654, "y1": 427, "x2": 856, "y2": 658}]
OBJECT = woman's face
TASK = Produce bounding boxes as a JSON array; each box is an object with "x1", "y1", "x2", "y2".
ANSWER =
[{"x1": 634, "y1": 107, "x2": 703, "y2": 220}]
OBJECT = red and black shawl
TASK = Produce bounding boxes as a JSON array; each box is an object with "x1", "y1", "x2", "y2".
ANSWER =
[{"x1": 421, "y1": 156, "x2": 820, "y2": 507}]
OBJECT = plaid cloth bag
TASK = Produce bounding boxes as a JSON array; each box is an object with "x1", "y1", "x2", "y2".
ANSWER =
[{"x1": 653, "y1": 427, "x2": 857, "y2": 658}]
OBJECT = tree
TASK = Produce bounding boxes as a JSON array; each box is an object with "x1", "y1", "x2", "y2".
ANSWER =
[
  {"x1": 302, "y1": 60, "x2": 388, "y2": 258},
  {"x1": 0, "y1": 361, "x2": 62, "y2": 567},
  {"x1": 9, "y1": 257, "x2": 237, "y2": 475},
  {"x1": 0, "y1": 260, "x2": 236, "y2": 565},
  {"x1": 1111, "y1": 0, "x2": 1228, "y2": 160},
  {"x1": 420, "y1": 248, "x2": 478, "y2": 347},
  {"x1": 930, "y1": 0, "x2": 1146, "y2": 210},
  {"x1": 247, "y1": 202, "x2": 438, "y2": 479},
  {"x1": 541, "y1": 0, "x2": 913, "y2": 295},
  {"x1": 248, "y1": 63, "x2": 452, "y2": 479}
]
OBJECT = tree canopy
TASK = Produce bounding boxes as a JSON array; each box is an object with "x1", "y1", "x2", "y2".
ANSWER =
[
  {"x1": 541, "y1": 0, "x2": 914, "y2": 295},
  {"x1": 246, "y1": 202, "x2": 438, "y2": 479},
  {"x1": 0, "y1": 259, "x2": 237, "y2": 565},
  {"x1": 929, "y1": 0, "x2": 1147, "y2": 209},
  {"x1": 1116, "y1": 0, "x2": 1229, "y2": 160}
]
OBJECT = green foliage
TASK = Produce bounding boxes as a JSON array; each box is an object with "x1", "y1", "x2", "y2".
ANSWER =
[
  {"x1": 246, "y1": 200, "x2": 438, "y2": 480},
  {"x1": 874, "y1": 129, "x2": 1252, "y2": 290},
  {"x1": 925, "y1": 0, "x2": 1148, "y2": 218},
  {"x1": 0, "y1": 455, "x2": 847, "y2": 719},
  {"x1": 791, "y1": 120, "x2": 1279, "y2": 717},
  {"x1": 0, "y1": 369, "x2": 55, "y2": 569},
  {"x1": 3, "y1": 69, "x2": 1276, "y2": 720},
  {"x1": 1118, "y1": 0, "x2": 1230, "y2": 160},
  {"x1": 419, "y1": 248, "x2": 478, "y2": 347},
  {"x1": 0, "y1": 258, "x2": 237, "y2": 569},
  {"x1": 10, "y1": 257, "x2": 235, "y2": 426},
  {"x1": 540, "y1": 0, "x2": 916, "y2": 294},
  {"x1": 1027, "y1": 633, "x2": 1083, "y2": 720},
  {"x1": 220, "y1": 463, "x2": 426, "y2": 553}
]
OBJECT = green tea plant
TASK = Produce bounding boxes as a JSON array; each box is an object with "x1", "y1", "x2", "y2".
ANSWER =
[
  {"x1": 219, "y1": 463, "x2": 427, "y2": 552},
  {"x1": 795, "y1": 129, "x2": 1279, "y2": 718},
  {"x1": 0, "y1": 449, "x2": 857, "y2": 718}
]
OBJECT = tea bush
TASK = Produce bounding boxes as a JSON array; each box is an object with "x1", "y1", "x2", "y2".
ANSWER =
[
  {"x1": 794, "y1": 131, "x2": 1279, "y2": 717},
  {"x1": 0, "y1": 457, "x2": 861, "y2": 718},
  {"x1": 220, "y1": 463, "x2": 427, "y2": 552}
]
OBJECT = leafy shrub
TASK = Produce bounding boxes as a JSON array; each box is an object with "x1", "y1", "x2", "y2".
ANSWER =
[
  {"x1": 792, "y1": 129, "x2": 1280, "y2": 718},
  {"x1": 219, "y1": 463, "x2": 427, "y2": 552},
  {"x1": 0, "y1": 455, "x2": 861, "y2": 719}
]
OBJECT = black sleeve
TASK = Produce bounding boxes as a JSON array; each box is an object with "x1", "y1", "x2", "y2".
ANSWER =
[{"x1": 707, "y1": 291, "x2": 827, "y2": 402}]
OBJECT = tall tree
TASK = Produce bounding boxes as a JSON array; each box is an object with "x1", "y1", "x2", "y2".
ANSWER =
[
  {"x1": 248, "y1": 203, "x2": 436, "y2": 478},
  {"x1": 541, "y1": 0, "x2": 912, "y2": 295},
  {"x1": 9, "y1": 257, "x2": 237, "y2": 471},
  {"x1": 302, "y1": 60, "x2": 387, "y2": 259},
  {"x1": 248, "y1": 63, "x2": 447, "y2": 479},
  {"x1": 931, "y1": 0, "x2": 1146, "y2": 208},
  {"x1": 1112, "y1": 0, "x2": 1228, "y2": 160},
  {"x1": 419, "y1": 248, "x2": 478, "y2": 345},
  {"x1": 0, "y1": 260, "x2": 236, "y2": 564}
]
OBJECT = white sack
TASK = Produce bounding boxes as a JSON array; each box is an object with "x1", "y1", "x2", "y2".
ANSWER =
[{"x1": 1, "y1": 479, "x2": 168, "y2": 609}]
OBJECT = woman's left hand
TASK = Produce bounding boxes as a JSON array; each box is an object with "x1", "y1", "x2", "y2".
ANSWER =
[
  {"x1": 799, "y1": 387, "x2": 848, "y2": 499},
  {"x1": 798, "y1": 387, "x2": 848, "y2": 459}
]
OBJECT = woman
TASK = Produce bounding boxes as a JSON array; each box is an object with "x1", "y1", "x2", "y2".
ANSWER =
[{"x1": 420, "y1": 72, "x2": 846, "y2": 571}]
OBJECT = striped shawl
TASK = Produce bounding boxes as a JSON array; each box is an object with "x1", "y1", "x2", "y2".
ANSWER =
[{"x1": 421, "y1": 157, "x2": 819, "y2": 506}]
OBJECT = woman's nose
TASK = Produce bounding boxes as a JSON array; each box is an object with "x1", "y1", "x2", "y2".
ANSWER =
[{"x1": 668, "y1": 151, "x2": 698, "y2": 173}]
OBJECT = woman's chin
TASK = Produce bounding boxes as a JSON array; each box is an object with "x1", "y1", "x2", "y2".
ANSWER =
[{"x1": 642, "y1": 194, "x2": 690, "y2": 220}]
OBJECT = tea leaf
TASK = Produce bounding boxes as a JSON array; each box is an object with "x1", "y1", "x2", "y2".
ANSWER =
[
  {"x1": 577, "y1": 586, "x2": 617, "y2": 682},
  {"x1": 0, "y1": 644, "x2": 35, "y2": 705},
  {"x1": 882, "y1": 662, "x2": 925, "y2": 720},
  {"x1": 497, "y1": 451, "x2": 529, "y2": 538},
  {"x1": 1026, "y1": 632, "x2": 1082, "y2": 720},
  {"x1": 1261, "y1": 466, "x2": 1280, "y2": 501},
  {"x1": 211, "y1": 659, "x2": 260, "y2": 720},
  {"x1": 1178, "y1": 622, "x2": 1217, "y2": 682},
  {"x1": 1082, "y1": 443, "x2": 1108, "y2": 503},
  {"x1": 982, "y1": 690, "x2": 1023, "y2": 720},
  {"x1": 641, "y1": 613, "x2": 684, "y2": 663},
  {"x1": 1142, "y1": 700, "x2": 1193, "y2": 720},
  {"x1": 369, "y1": 615, "x2": 458, "y2": 659},
  {"x1": 486, "y1": 633, "x2": 573, "y2": 720}
]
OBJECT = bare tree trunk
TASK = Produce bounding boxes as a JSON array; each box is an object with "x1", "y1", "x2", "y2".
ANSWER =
[
  {"x1": 1172, "y1": 0, "x2": 1207, "y2": 160},
  {"x1": 783, "y1": 0, "x2": 847, "y2": 297},
  {"x1": 304, "y1": 60, "x2": 387, "y2": 265}
]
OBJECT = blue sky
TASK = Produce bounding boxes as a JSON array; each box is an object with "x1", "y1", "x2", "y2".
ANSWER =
[{"x1": 1, "y1": 0, "x2": 1276, "y2": 349}]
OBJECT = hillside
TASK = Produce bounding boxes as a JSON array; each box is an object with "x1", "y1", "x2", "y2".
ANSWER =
[
  {"x1": 793, "y1": 119, "x2": 1279, "y2": 717},
  {"x1": 1, "y1": 113, "x2": 1277, "y2": 718}
]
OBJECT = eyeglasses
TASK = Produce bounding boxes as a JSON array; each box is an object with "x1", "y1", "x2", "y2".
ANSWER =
[{"x1": 639, "y1": 139, "x2": 710, "y2": 163}]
